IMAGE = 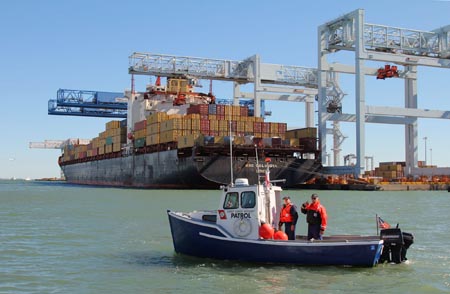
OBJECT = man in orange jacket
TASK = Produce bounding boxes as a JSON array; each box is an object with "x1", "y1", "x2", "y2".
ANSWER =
[
  {"x1": 301, "y1": 193, "x2": 327, "y2": 240},
  {"x1": 278, "y1": 196, "x2": 298, "y2": 240}
]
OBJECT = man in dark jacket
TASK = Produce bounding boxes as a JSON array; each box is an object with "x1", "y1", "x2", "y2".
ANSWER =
[
  {"x1": 301, "y1": 193, "x2": 328, "y2": 240},
  {"x1": 278, "y1": 196, "x2": 299, "y2": 240}
]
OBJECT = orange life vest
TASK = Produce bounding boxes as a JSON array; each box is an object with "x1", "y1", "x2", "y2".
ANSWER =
[{"x1": 280, "y1": 203, "x2": 293, "y2": 223}]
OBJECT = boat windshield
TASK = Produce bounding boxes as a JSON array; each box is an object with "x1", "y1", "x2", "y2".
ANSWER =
[
  {"x1": 241, "y1": 191, "x2": 256, "y2": 208},
  {"x1": 223, "y1": 192, "x2": 239, "y2": 209}
]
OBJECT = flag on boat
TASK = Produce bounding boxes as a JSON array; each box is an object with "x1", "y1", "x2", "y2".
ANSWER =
[{"x1": 377, "y1": 216, "x2": 391, "y2": 229}]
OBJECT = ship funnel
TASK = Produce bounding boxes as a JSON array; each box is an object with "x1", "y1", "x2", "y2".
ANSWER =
[{"x1": 234, "y1": 178, "x2": 249, "y2": 186}]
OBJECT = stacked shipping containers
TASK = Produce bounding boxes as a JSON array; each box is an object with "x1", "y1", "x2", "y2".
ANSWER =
[
  {"x1": 374, "y1": 162, "x2": 405, "y2": 181},
  {"x1": 61, "y1": 120, "x2": 127, "y2": 163},
  {"x1": 61, "y1": 105, "x2": 318, "y2": 163},
  {"x1": 285, "y1": 127, "x2": 317, "y2": 150}
]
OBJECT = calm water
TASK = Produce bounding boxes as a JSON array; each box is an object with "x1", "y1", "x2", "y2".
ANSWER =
[{"x1": 0, "y1": 180, "x2": 449, "y2": 294}]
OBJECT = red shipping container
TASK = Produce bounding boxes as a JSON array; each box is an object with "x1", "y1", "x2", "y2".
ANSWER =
[
  {"x1": 200, "y1": 115, "x2": 209, "y2": 120},
  {"x1": 199, "y1": 104, "x2": 209, "y2": 115},
  {"x1": 134, "y1": 120, "x2": 147, "y2": 131},
  {"x1": 240, "y1": 106, "x2": 248, "y2": 117},
  {"x1": 278, "y1": 123, "x2": 287, "y2": 134},
  {"x1": 253, "y1": 122, "x2": 262, "y2": 133},
  {"x1": 262, "y1": 122, "x2": 271, "y2": 133},
  {"x1": 228, "y1": 121, "x2": 238, "y2": 132},
  {"x1": 216, "y1": 104, "x2": 225, "y2": 115},
  {"x1": 200, "y1": 119, "x2": 210, "y2": 132},
  {"x1": 187, "y1": 104, "x2": 199, "y2": 114}
]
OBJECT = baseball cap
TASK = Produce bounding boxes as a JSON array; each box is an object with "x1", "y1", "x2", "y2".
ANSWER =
[{"x1": 282, "y1": 196, "x2": 290, "y2": 200}]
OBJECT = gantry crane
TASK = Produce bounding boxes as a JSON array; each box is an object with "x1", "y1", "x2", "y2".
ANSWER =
[
  {"x1": 48, "y1": 89, "x2": 128, "y2": 118},
  {"x1": 318, "y1": 9, "x2": 450, "y2": 177}
]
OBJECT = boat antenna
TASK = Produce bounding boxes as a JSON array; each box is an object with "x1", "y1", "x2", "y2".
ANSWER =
[
  {"x1": 229, "y1": 108, "x2": 233, "y2": 185},
  {"x1": 255, "y1": 144, "x2": 260, "y2": 182}
]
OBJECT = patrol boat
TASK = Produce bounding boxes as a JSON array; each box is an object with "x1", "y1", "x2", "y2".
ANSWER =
[{"x1": 167, "y1": 160, "x2": 413, "y2": 267}]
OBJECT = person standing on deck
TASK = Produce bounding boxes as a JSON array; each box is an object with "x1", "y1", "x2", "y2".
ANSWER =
[
  {"x1": 278, "y1": 196, "x2": 299, "y2": 240},
  {"x1": 301, "y1": 193, "x2": 328, "y2": 240}
]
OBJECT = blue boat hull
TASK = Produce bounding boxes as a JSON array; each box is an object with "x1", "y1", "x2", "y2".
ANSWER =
[{"x1": 167, "y1": 211, "x2": 383, "y2": 267}]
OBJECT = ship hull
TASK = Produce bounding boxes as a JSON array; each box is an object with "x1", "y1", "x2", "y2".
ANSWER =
[{"x1": 61, "y1": 147, "x2": 321, "y2": 189}]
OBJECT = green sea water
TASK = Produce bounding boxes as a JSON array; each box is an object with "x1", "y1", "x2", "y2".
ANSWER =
[{"x1": 0, "y1": 180, "x2": 449, "y2": 293}]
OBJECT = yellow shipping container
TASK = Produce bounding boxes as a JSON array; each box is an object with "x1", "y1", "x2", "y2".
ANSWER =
[
  {"x1": 106, "y1": 120, "x2": 120, "y2": 130},
  {"x1": 245, "y1": 122, "x2": 254, "y2": 133},
  {"x1": 147, "y1": 123, "x2": 160, "y2": 135},
  {"x1": 286, "y1": 127, "x2": 317, "y2": 139},
  {"x1": 113, "y1": 143, "x2": 121, "y2": 152},
  {"x1": 186, "y1": 113, "x2": 201, "y2": 120},
  {"x1": 147, "y1": 112, "x2": 168, "y2": 125},
  {"x1": 232, "y1": 105, "x2": 240, "y2": 116},
  {"x1": 146, "y1": 134, "x2": 160, "y2": 146},
  {"x1": 224, "y1": 105, "x2": 232, "y2": 116},
  {"x1": 209, "y1": 119, "x2": 219, "y2": 131},
  {"x1": 191, "y1": 119, "x2": 200, "y2": 131},
  {"x1": 134, "y1": 129, "x2": 146, "y2": 139},
  {"x1": 177, "y1": 134, "x2": 201, "y2": 148},
  {"x1": 183, "y1": 119, "x2": 192, "y2": 130},
  {"x1": 98, "y1": 146, "x2": 105, "y2": 155},
  {"x1": 99, "y1": 131, "x2": 107, "y2": 139},
  {"x1": 209, "y1": 114, "x2": 217, "y2": 121},
  {"x1": 105, "y1": 144, "x2": 113, "y2": 153},
  {"x1": 161, "y1": 118, "x2": 183, "y2": 132},
  {"x1": 237, "y1": 121, "x2": 245, "y2": 132},
  {"x1": 218, "y1": 120, "x2": 228, "y2": 131},
  {"x1": 160, "y1": 130, "x2": 182, "y2": 143},
  {"x1": 167, "y1": 114, "x2": 183, "y2": 120}
]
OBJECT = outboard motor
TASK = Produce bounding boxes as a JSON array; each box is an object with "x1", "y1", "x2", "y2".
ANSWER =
[{"x1": 379, "y1": 227, "x2": 414, "y2": 263}]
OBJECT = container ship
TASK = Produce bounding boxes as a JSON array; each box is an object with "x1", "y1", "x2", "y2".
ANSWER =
[{"x1": 58, "y1": 77, "x2": 322, "y2": 189}]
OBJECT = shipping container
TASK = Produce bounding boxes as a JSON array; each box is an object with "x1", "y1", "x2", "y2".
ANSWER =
[
  {"x1": 286, "y1": 127, "x2": 317, "y2": 139},
  {"x1": 106, "y1": 137, "x2": 113, "y2": 145},
  {"x1": 147, "y1": 112, "x2": 168, "y2": 125},
  {"x1": 160, "y1": 118, "x2": 183, "y2": 132},
  {"x1": 262, "y1": 122, "x2": 271, "y2": 133},
  {"x1": 178, "y1": 134, "x2": 195, "y2": 148},
  {"x1": 106, "y1": 120, "x2": 120, "y2": 130},
  {"x1": 134, "y1": 137, "x2": 146, "y2": 148},
  {"x1": 208, "y1": 104, "x2": 217, "y2": 115},
  {"x1": 105, "y1": 144, "x2": 113, "y2": 154},
  {"x1": 160, "y1": 130, "x2": 181, "y2": 143},
  {"x1": 113, "y1": 143, "x2": 121, "y2": 152},
  {"x1": 299, "y1": 137, "x2": 317, "y2": 151},
  {"x1": 146, "y1": 134, "x2": 160, "y2": 146},
  {"x1": 134, "y1": 120, "x2": 147, "y2": 131},
  {"x1": 200, "y1": 119, "x2": 210, "y2": 132}
]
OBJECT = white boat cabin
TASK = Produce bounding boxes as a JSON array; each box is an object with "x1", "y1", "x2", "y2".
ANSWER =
[{"x1": 216, "y1": 178, "x2": 283, "y2": 239}]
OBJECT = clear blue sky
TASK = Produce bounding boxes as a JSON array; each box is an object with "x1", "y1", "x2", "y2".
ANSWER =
[{"x1": 1, "y1": 0, "x2": 450, "y2": 179}]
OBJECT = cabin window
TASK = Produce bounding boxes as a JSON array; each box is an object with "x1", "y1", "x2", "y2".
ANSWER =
[
  {"x1": 223, "y1": 192, "x2": 239, "y2": 209},
  {"x1": 241, "y1": 191, "x2": 256, "y2": 209}
]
